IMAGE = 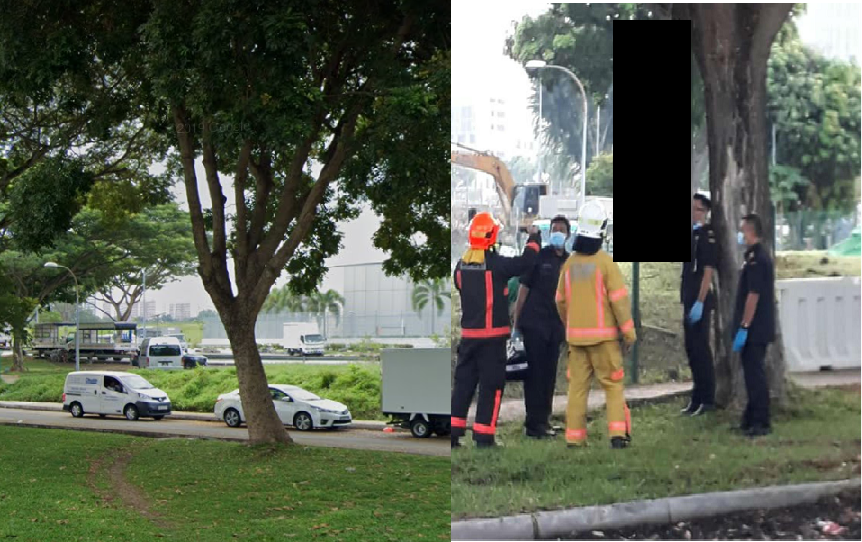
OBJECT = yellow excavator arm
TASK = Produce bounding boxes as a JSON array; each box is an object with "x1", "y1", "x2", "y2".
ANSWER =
[{"x1": 450, "y1": 149, "x2": 514, "y2": 224}]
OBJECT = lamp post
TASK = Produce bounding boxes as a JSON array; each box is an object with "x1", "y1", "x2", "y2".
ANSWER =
[
  {"x1": 44, "y1": 262, "x2": 80, "y2": 371},
  {"x1": 525, "y1": 60, "x2": 589, "y2": 210}
]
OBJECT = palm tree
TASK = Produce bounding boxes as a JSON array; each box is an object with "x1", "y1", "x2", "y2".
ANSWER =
[
  {"x1": 411, "y1": 278, "x2": 451, "y2": 335},
  {"x1": 262, "y1": 285, "x2": 306, "y2": 314}
]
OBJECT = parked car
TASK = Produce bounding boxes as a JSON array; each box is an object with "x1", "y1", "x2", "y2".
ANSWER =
[
  {"x1": 182, "y1": 353, "x2": 208, "y2": 369},
  {"x1": 214, "y1": 384, "x2": 352, "y2": 431},
  {"x1": 132, "y1": 337, "x2": 183, "y2": 369},
  {"x1": 62, "y1": 371, "x2": 171, "y2": 421}
]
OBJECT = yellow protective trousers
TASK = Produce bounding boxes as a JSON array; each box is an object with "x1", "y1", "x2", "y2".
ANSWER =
[{"x1": 565, "y1": 341, "x2": 631, "y2": 444}]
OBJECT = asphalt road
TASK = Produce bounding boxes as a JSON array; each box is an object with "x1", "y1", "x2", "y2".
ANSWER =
[{"x1": 0, "y1": 407, "x2": 450, "y2": 457}]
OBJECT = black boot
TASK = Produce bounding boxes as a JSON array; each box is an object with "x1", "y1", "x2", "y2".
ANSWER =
[
  {"x1": 451, "y1": 436, "x2": 461, "y2": 449},
  {"x1": 610, "y1": 436, "x2": 629, "y2": 449}
]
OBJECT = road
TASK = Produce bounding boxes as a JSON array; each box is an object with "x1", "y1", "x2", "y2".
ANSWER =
[{"x1": 0, "y1": 407, "x2": 449, "y2": 457}]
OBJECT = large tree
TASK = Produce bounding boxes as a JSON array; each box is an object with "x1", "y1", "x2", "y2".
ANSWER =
[
  {"x1": 88, "y1": 203, "x2": 197, "y2": 321},
  {"x1": 3, "y1": 1, "x2": 450, "y2": 444},
  {"x1": 670, "y1": 3, "x2": 793, "y2": 408}
]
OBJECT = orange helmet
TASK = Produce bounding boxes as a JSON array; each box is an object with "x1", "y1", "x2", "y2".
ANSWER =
[{"x1": 468, "y1": 212, "x2": 500, "y2": 250}]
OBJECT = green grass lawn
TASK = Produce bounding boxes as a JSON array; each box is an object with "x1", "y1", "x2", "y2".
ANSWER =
[
  {"x1": 0, "y1": 358, "x2": 385, "y2": 420},
  {"x1": 0, "y1": 426, "x2": 449, "y2": 541},
  {"x1": 451, "y1": 386, "x2": 861, "y2": 521}
]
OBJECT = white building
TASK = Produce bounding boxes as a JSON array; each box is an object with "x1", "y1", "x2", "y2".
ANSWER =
[
  {"x1": 129, "y1": 300, "x2": 156, "y2": 320},
  {"x1": 169, "y1": 303, "x2": 191, "y2": 321}
]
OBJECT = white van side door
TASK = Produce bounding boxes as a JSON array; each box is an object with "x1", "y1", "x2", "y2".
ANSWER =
[
  {"x1": 78, "y1": 375, "x2": 101, "y2": 413},
  {"x1": 99, "y1": 375, "x2": 126, "y2": 415}
]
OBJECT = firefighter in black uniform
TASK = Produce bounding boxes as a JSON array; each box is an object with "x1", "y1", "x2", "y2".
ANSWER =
[
  {"x1": 513, "y1": 215, "x2": 570, "y2": 438},
  {"x1": 733, "y1": 213, "x2": 776, "y2": 437},
  {"x1": 681, "y1": 192, "x2": 718, "y2": 416},
  {"x1": 451, "y1": 212, "x2": 541, "y2": 449}
]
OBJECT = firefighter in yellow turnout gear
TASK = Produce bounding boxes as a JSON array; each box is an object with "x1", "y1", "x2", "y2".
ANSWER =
[{"x1": 556, "y1": 202, "x2": 637, "y2": 449}]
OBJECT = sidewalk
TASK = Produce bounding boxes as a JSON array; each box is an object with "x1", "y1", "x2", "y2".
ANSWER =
[
  {"x1": 0, "y1": 401, "x2": 387, "y2": 430},
  {"x1": 467, "y1": 368, "x2": 861, "y2": 424}
]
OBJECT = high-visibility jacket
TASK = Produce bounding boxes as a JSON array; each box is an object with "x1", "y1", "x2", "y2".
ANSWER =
[
  {"x1": 454, "y1": 237, "x2": 540, "y2": 340},
  {"x1": 555, "y1": 250, "x2": 637, "y2": 346}
]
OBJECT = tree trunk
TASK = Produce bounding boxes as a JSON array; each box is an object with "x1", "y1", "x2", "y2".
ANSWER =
[
  {"x1": 10, "y1": 327, "x2": 26, "y2": 372},
  {"x1": 683, "y1": 4, "x2": 792, "y2": 410},
  {"x1": 224, "y1": 314, "x2": 293, "y2": 445}
]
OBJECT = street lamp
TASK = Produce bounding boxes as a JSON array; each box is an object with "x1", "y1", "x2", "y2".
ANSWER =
[
  {"x1": 525, "y1": 60, "x2": 589, "y2": 210},
  {"x1": 44, "y1": 262, "x2": 80, "y2": 371}
]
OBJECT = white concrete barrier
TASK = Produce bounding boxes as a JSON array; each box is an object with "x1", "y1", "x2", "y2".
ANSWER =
[{"x1": 776, "y1": 277, "x2": 861, "y2": 371}]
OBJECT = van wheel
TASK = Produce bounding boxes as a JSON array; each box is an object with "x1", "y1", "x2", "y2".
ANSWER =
[
  {"x1": 410, "y1": 418, "x2": 431, "y2": 438},
  {"x1": 124, "y1": 405, "x2": 140, "y2": 421},
  {"x1": 99, "y1": 414, "x2": 106, "y2": 418},
  {"x1": 294, "y1": 412, "x2": 313, "y2": 431},
  {"x1": 224, "y1": 408, "x2": 242, "y2": 428},
  {"x1": 153, "y1": 416, "x2": 164, "y2": 421},
  {"x1": 69, "y1": 402, "x2": 84, "y2": 418}
]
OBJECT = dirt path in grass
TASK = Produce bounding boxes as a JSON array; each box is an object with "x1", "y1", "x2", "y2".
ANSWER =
[{"x1": 87, "y1": 444, "x2": 173, "y2": 530}]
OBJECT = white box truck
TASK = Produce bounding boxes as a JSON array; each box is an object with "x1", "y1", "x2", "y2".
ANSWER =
[
  {"x1": 282, "y1": 323, "x2": 326, "y2": 356},
  {"x1": 381, "y1": 348, "x2": 450, "y2": 438}
]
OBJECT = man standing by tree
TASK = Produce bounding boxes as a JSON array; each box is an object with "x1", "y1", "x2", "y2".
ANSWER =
[
  {"x1": 732, "y1": 214, "x2": 776, "y2": 437},
  {"x1": 681, "y1": 192, "x2": 718, "y2": 417}
]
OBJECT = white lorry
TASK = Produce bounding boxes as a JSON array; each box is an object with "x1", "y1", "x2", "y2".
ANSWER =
[
  {"x1": 282, "y1": 323, "x2": 326, "y2": 356},
  {"x1": 381, "y1": 348, "x2": 450, "y2": 438}
]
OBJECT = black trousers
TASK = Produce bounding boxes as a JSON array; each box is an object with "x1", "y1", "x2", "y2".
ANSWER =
[
  {"x1": 451, "y1": 338, "x2": 507, "y2": 444},
  {"x1": 741, "y1": 342, "x2": 771, "y2": 429},
  {"x1": 522, "y1": 326, "x2": 564, "y2": 432},
  {"x1": 683, "y1": 304, "x2": 715, "y2": 407}
]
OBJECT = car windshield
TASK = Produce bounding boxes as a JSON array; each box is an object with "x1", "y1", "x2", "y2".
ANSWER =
[
  {"x1": 302, "y1": 334, "x2": 324, "y2": 343},
  {"x1": 283, "y1": 389, "x2": 321, "y2": 402},
  {"x1": 150, "y1": 345, "x2": 181, "y2": 356},
  {"x1": 120, "y1": 375, "x2": 155, "y2": 390}
]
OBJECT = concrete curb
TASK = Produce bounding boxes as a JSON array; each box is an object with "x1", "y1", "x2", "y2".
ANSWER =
[
  {"x1": 0, "y1": 402, "x2": 386, "y2": 431},
  {"x1": 451, "y1": 478, "x2": 862, "y2": 541}
]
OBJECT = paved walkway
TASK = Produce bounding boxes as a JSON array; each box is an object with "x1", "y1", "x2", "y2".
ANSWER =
[{"x1": 467, "y1": 368, "x2": 861, "y2": 424}]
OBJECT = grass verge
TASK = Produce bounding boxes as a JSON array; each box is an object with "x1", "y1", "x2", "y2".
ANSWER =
[
  {"x1": 451, "y1": 386, "x2": 861, "y2": 521},
  {"x1": 0, "y1": 426, "x2": 449, "y2": 541},
  {"x1": 0, "y1": 358, "x2": 384, "y2": 420}
]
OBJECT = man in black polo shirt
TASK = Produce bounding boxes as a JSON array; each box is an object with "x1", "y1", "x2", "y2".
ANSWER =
[
  {"x1": 513, "y1": 215, "x2": 570, "y2": 439},
  {"x1": 732, "y1": 213, "x2": 776, "y2": 437},
  {"x1": 680, "y1": 192, "x2": 718, "y2": 416}
]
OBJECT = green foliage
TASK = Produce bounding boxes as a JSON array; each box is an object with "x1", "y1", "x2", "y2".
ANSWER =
[
  {"x1": 768, "y1": 23, "x2": 861, "y2": 212},
  {"x1": 6, "y1": 157, "x2": 94, "y2": 251},
  {"x1": 411, "y1": 278, "x2": 451, "y2": 317},
  {"x1": 585, "y1": 152, "x2": 613, "y2": 196}
]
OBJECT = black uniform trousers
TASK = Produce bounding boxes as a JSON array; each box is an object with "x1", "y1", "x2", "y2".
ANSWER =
[
  {"x1": 522, "y1": 326, "x2": 564, "y2": 432},
  {"x1": 683, "y1": 304, "x2": 715, "y2": 407},
  {"x1": 451, "y1": 338, "x2": 507, "y2": 444},
  {"x1": 741, "y1": 342, "x2": 771, "y2": 429}
]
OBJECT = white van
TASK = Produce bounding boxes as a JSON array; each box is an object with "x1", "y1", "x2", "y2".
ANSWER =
[
  {"x1": 62, "y1": 371, "x2": 171, "y2": 421},
  {"x1": 134, "y1": 337, "x2": 184, "y2": 369}
]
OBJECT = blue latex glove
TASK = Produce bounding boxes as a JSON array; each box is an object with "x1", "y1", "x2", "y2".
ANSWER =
[
  {"x1": 687, "y1": 301, "x2": 704, "y2": 325},
  {"x1": 732, "y1": 328, "x2": 749, "y2": 352}
]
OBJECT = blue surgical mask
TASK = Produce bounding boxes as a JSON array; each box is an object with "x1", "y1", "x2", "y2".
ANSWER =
[
  {"x1": 549, "y1": 231, "x2": 566, "y2": 248},
  {"x1": 737, "y1": 231, "x2": 745, "y2": 246},
  {"x1": 692, "y1": 223, "x2": 701, "y2": 231}
]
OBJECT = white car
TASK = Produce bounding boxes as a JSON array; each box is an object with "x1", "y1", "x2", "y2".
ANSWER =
[{"x1": 214, "y1": 384, "x2": 352, "y2": 431}]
